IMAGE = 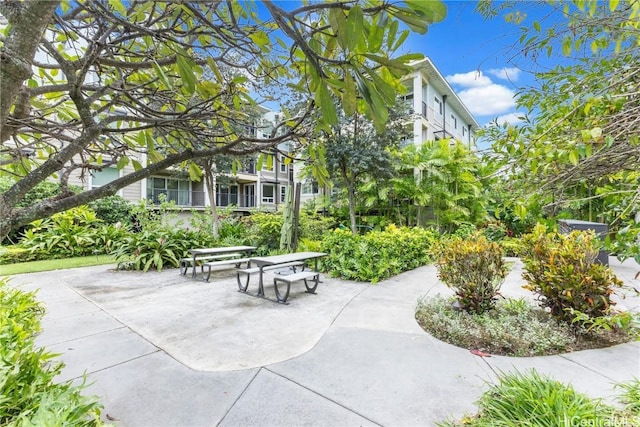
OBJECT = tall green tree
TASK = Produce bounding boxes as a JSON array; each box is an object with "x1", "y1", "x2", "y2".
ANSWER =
[
  {"x1": 0, "y1": 0, "x2": 447, "y2": 240},
  {"x1": 391, "y1": 140, "x2": 487, "y2": 232},
  {"x1": 322, "y1": 99, "x2": 412, "y2": 234}
]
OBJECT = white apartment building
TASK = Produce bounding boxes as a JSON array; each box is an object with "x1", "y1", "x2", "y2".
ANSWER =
[
  {"x1": 403, "y1": 57, "x2": 479, "y2": 149},
  {"x1": 81, "y1": 109, "x2": 295, "y2": 214},
  {"x1": 297, "y1": 56, "x2": 480, "y2": 207}
]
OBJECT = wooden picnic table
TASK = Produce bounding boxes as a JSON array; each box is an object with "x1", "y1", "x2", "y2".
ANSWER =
[
  {"x1": 184, "y1": 246, "x2": 257, "y2": 278},
  {"x1": 248, "y1": 251, "x2": 327, "y2": 297}
]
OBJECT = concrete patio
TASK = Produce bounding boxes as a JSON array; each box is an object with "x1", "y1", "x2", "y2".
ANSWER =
[{"x1": 5, "y1": 257, "x2": 640, "y2": 426}]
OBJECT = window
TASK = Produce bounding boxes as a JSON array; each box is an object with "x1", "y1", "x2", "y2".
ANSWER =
[
  {"x1": 280, "y1": 185, "x2": 287, "y2": 203},
  {"x1": 302, "y1": 181, "x2": 319, "y2": 195},
  {"x1": 462, "y1": 127, "x2": 467, "y2": 137},
  {"x1": 91, "y1": 167, "x2": 119, "y2": 189},
  {"x1": 216, "y1": 184, "x2": 238, "y2": 206},
  {"x1": 261, "y1": 155, "x2": 274, "y2": 171},
  {"x1": 147, "y1": 177, "x2": 190, "y2": 205},
  {"x1": 450, "y1": 114, "x2": 457, "y2": 129},
  {"x1": 262, "y1": 184, "x2": 275, "y2": 203},
  {"x1": 434, "y1": 97, "x2": 443, "y2": 115},
  {"x1": 279, "y1": 155, "x2": 288, "y2": 173}
]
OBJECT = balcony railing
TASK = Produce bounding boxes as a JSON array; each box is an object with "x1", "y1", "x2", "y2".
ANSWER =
[
  {"x1": 216, "y1": 194, "x2": 239, "y2": 207},
  {"x1": 241, "y1": 194, "x2": 256, "y2": 208},
  {"x1": 147, "y1": 190, "x2": 205, "y2": 207}
]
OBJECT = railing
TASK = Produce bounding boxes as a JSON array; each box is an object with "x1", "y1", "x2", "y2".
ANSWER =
[
  {"x1": 216, "y1": 194, "x2": 239, "y2": 207},
  {"x1": 241, "y1": 195, "x2": 256, "y2": 208},
  {"x1": 147, "y1": 190, "x2": 206, "y2": 207}
]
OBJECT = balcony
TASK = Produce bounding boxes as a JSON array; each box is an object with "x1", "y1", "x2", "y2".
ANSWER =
[{"x1": 147, "y1": 189, "x2": 206, "y2": 207}]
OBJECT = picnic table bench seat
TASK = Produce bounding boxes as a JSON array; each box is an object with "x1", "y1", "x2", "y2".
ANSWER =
[
  {"x1": 273, "y1": 271, "x2": 320, "y2": 304},
  {"x1": 179, "y1": 252, "x2": 243, "y2": 275},
  {"x1": 235, "y1": 261, "x2": 305, "y2": 293},
  {"x1": 202, "y1": 257, "x2": 252, "y2": 282}
]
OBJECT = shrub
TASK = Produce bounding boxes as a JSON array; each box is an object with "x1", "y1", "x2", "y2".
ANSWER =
[
  {"x1": 438, "y1": 370, "x2": 619, "y2": 427},
  {"x1": 20, "y1": 206, "x2": 105, "y2": 259},
  {"x1": 497, "y1": 236, "x2": 524, "y2": 257},
  {"x1": 88, "y1": 195, "x2": 134, "y2": 225},
  {"x1": 521, "y1": 224, "x2": 624, "y2": 327},
  {"x1": 321, "y1": 225, "x2": 437, "y2": 283},
  {"x1": 617, "y1": 379, "x2": 640, "y2": 415},
  {"x1": 242, "y1": 212, "x2": 283, "y2": 253},
  {"x1": 0, "y1": 245, "x2": 36, "y2": 264},
  {"x1": 299, "y1": 213, "x2": 337, "y2": 241},
  {"x1": 0, "y1": 278, "x2": 103, "y2": 425},
  {"x1": 435, "y1": 235, "x2": 507, "y2": 314},
  {"x1": 111, "y1": 227, "x2": 215, "y2": 272},
  {"x1": 481, "y1": 221, "x2": 508, "y2": 242}
]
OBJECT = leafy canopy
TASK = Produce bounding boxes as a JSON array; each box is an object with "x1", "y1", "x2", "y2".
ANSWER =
[{"x1": 0, "y1": 0, "x2": 446, "y2": 239}]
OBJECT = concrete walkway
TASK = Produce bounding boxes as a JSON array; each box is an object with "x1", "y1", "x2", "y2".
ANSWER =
[{"x1": 5, "y1": 257, "x2": 640, "y2": 426}]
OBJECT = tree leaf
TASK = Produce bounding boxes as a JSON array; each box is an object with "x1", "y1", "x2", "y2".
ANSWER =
[
  {"x1": 189, "y1": 162, "x2": 202, "y2": 181},
  {"x1": 405, "y1": 0, "x2": 447, "y2": 23},
  {"x1": 343, "y1": 72, "x2": 357, "y2": 116},
  {"x1": 569, "y1": 150, "x2": 579, "y2": 166},
  {"x1": 346, "y1": 5, "x2": 363, "y2": 50},
  {"x1": 316, "y1": 80, "x2": 338, "y2": 125},
  {"x1": 176, "y1": 55, "x2": 196, "y2": 94}
]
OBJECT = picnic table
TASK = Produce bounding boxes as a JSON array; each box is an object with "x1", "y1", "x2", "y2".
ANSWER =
[
  {"x1": 246, "y1": 251, "x2": 327, "y2": 299},
  {"x1": 181, "y1": 246, "x2": 257, "y2": 278}
]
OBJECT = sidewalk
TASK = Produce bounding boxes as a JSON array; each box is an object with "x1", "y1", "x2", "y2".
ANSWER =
[{"x1": 7, "y1": 257, "x2": 640, "y2": 426}]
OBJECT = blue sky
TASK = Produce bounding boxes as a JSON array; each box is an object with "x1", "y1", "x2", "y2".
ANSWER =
[{"x1": 402, "y1": 1, "x2": 536, "y2": 127}]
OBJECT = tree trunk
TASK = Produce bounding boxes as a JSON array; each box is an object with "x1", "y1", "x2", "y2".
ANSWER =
[
  {"x1": 203, "y1": 161, "x2": 219, "y2": 239},
  {"x1": 347, "y1": 180, "x2": 357, "y2": 235},
  {"x1": 1, "y1": 1, "x2": 59, "y2": 137}
]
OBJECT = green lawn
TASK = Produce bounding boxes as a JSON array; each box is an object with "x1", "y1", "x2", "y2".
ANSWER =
[{"x1": 0, "y1": 255, "x2": 117, "y2": 276}]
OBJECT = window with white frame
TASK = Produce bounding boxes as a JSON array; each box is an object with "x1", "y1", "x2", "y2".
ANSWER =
[
  {"x1": 280, "y1": 185, "x2": 287, "y2": 203},
  {"x1": 302, "y1": 180, "x2": 319, "y2": 195},
  {"x1": 216, "y1": 184, "x2": 238, "y2": 206},
  {"x1": 279, "y1": 154, "x2": 288, "y2": 173},
  {"x1": 462, "y1": 127, "x2": 467, "y2": 137},
  {"x1": 261, "y1": 154, "x2": 274, "y2": 171},
  {"x1": 450, "y1": 113, "x2": 457, "y2": 129},
  {"x1": 147, "y1": 177, "x2": 190, "y2": 205},
  {"x1": 261, "y1": 184, "x2": 275, "y2": 203},
  {"x1": 91, "y1": 167, "x2": 119, "y2": 189},
  {"x1": 434, "y1": 97, "x2": 443, "y2": 115}
]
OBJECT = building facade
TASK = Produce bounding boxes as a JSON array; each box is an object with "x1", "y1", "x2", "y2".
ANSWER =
[{"x1": 70, "y1": 57, "x2": 478, "y2": 214}]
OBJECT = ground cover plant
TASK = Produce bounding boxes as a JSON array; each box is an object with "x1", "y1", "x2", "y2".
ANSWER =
[
  {"x1": 0, "y1": 278, "x2": 103, "y2": 425},
  {"x1": 415, "y1": 296, "x2": 633, "y2": 356},
  {"x1": 416, "y1": 296, "x2": 576, "y2": 356},
  {"x1": 438, "y1": 370, "x2": 640, "y2": 427}
]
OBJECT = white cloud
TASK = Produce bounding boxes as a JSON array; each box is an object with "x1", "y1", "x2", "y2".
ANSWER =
[
  {"x1": 494, "y1": 112, "x2": 524, "y2": 125},
  {"x1": 488, "y1": 67, "x2": 521, "y2": 82},
  {"x1": 457, "y1": 84, "x2": 516, "y2": 116},
  {"x1": 446, "y1": 71, "x2": 492, "y2": 88},
  {"x1": 446, "y1": 70, "x2": 517, "y2": 117}
]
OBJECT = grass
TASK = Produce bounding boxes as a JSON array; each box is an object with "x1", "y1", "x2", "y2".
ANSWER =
[
  {"x1": 438, "y1": 370, "x2": 639, "y2": 427},
  {"x1": 0, "y1": 255, "x2": 117, "y2": 276},
  {"x1": 415, "y1": 296, "x2": 632, "y2": 356}
]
